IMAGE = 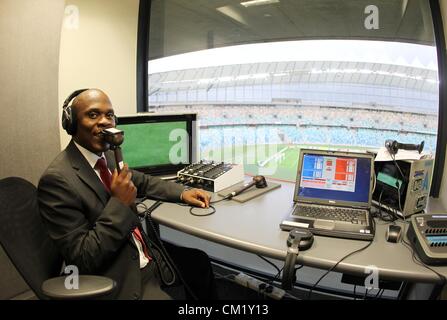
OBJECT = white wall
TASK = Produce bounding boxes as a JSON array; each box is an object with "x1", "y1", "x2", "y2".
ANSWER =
[
  {"x1": 59, "y1": 0, "x2": 140, "y2": 149},
  {"x1": 0, "y1": 0, "x2": 64, "y2": 185},
  {"x1": 0, "y1": 0, "x2": 65, "y2": 299}
]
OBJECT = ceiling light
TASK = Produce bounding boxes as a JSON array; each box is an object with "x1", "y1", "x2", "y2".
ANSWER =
[
  {"x1": 216, "y1": 6, "x2": 248, "y2": 25},
  {"x1": 240, "y1": 0, "x2": 279, "y2": 8}
]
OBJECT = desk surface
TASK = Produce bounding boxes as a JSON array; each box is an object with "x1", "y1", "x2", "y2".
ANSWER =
[{"x1": 149, "y1": 179, "x2": 447, "y2": 284}]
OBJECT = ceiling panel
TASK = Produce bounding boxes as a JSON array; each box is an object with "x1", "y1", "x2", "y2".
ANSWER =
[{"x1": 149, "y1": 0, "x2": 435, "y2": 59}]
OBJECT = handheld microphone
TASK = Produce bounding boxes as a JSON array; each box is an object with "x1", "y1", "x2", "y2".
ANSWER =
[
  {"x1": 226, "y1": 175, "x2": 267, "y2": 199},
  {"x1": 101, "y1": 128, "x2": 124, "y2": 173},
  {"x1": 101, "y1": 128, "x2": 143, "y2": 217},
  {"x1": 385, "y1": 139, "x2": 424, "y2": 155}
]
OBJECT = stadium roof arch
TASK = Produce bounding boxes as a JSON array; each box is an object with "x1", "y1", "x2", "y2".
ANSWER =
[{"x1": 148, "y1": 40, "x2": 438, "y2": 113}]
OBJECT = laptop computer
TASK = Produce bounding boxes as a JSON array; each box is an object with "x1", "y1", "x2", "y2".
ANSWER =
[{"x1": 280, "y1": 149, "x2": 375, "y2": 241}]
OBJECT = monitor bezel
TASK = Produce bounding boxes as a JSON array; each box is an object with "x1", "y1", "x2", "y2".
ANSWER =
[{"x1": 116, "y1": 113, "x2": 197, "y2": 176}]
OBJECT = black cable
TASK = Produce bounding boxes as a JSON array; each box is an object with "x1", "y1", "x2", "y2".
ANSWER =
[
  {"x1": 376, "y1": 189, "x2": 397, "y2": 223},
  {"x1": 378, "y1": 190, "x2": 400, "y2": 223},
  {"x1": 374, "y1": 288, "x2": 384, "y2": 299},
  {"x1": 275, "y1": 263, "x2": 304, "y2": 293},
  {"x1": 135, "y1": 201, "x2": 177, "y2": 286},
  {"x1": 294, "y1": 265, "x2": 304, "y2": 273},
  {"x1": 391, "y1": 153, "x2": 407, "y2": 187},
  {"x1": 401, "y1": 235, "x2": 447, "y2": 297},
  {"x1": 307, "y1": 240, "x2": 373, "y2": 300},
  {"x1": 136, "y1": 200, "x2": 199, "y2": 300},
  {"x1": 178, "y1": 194, "x2": 231, "y2": 217},
  {"x1": 274, "y1": 267, "x2": 284, "y2": 284},
  {"x1": 390, "y1": 153, "x2": 408, "y2": 217},
  {"x1": 397, "y1": 183, "x2": 403, "y2": 214},
  {"x1": 363, "y1": 288, "x2": 369, "y2": 300},
  {"x1": 235, "y1": 256, "x2": 286, "y2": 299},
  {"x1": 189, "y1": 205, "x2": 216, "y2": 216},
  {"x1": 135, "y1": 200, "x2": 162, "y2": 220},
  {"x1": 268, "y1": 266, "x2": 284, "y2": 292},
  {"x1": 373, "y1": 189, "x2": 384, "y2": 219},
  {"x1": 176, "y1": 202, "x2": 217, "y2": 217},
  {"x1": 257, "y1": 255, "x2": 281, "y2": 275}
]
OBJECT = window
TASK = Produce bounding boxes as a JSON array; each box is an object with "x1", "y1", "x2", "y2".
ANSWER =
[{"x1": 140, "y1": 0, "x2": 442, "y2": 189}]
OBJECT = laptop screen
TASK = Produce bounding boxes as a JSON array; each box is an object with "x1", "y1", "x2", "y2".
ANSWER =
[{"x1": 296, "y1": 151, "x2": 373, "y2": 205}]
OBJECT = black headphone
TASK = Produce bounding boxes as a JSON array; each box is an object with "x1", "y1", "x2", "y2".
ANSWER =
[
  {"x1": 281, "y1": 228, "x2": 314, "y2": 290},
  {"x1": 61, "y1": 88, "x2": 118, "y2": 135},
  {"x1": 385, "y1": 139, "x2": 425, "y2": 156},
  {"x1": 61, "y1": 88, "x2": 90, "y2": 135}
]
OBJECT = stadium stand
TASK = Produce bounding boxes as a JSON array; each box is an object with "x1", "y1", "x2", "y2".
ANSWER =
[{"x1": 154, "y1": 104, "x2": 437, "y2": 153}]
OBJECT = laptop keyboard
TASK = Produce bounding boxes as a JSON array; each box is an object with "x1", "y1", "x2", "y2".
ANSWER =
[{"x1": 293, "y1": 205, "x2": 368, "y2": 225}]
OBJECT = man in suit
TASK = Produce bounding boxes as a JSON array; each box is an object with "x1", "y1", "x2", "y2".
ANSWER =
[{"x1": 38, "y1": 88, "x2": 216, "y2": 299}]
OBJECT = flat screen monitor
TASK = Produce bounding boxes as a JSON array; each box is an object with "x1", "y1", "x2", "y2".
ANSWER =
[{"x1": 116, "y1": 113, "x2": 197, "y2": 175}]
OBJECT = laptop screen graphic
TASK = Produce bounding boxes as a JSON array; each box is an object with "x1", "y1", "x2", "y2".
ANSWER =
[{"x1": 298, "y1": 154, "x2": 371, "y2": 203}]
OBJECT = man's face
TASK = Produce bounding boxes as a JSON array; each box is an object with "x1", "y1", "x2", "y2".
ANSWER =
[{"x1": 72, "y1": 91, "x2": 116, "y2": 155}]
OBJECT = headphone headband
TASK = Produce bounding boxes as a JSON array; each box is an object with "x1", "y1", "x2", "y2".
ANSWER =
[{"x1": 62, "y1": 88, "x2": 90, "y2": 109}]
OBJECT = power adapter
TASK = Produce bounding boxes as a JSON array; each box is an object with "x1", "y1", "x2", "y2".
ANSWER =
[{"x1": 234, "y1": 273, "x2": 285, "y2": 300}]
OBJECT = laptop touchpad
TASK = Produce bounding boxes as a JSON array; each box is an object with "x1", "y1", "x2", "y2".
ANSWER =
[{"x1": 314, "y1": 220, "x2": 335, "y2": 230}]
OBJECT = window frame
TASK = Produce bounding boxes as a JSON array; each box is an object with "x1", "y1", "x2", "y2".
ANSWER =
[{"x1": 428, "y1": 0, "x2": 447, "y2": 197}]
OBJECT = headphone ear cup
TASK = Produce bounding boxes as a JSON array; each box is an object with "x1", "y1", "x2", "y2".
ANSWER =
[
  {"x1": 62, "y1": 106, "x2": 76, "y2": 135},
  {"x1": 61, "y1": 88, "x2": 89, "y2": 135}
]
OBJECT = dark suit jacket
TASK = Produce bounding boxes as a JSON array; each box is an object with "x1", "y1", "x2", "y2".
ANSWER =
[{"x1": 37, "y1": 140, "x2": 185, "y2": 299}]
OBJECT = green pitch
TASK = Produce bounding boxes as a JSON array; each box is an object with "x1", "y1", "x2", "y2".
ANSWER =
[{"x1": 201, "y1": 143, "x2": 371, "y2": 182}]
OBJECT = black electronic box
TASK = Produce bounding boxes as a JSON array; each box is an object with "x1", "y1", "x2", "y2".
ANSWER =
[{"x1": 407, "y1": 213, "x2": 447, "y2": 265}]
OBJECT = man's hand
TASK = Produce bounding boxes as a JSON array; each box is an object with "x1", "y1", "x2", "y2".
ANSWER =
[
  {"x1": 110, "y1": 164, "x2": 137, "y2": 206},
  {"x1": 181, "y1": 188, "x2": 210, "y2": 208}
]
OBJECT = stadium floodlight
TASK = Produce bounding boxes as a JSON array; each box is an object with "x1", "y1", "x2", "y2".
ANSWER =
[{"x1": 240, "y1": 0, "x2": 280, "y2": 8}]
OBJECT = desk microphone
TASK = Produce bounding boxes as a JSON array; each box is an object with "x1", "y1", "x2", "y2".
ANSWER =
[{"x1": 225, "y1": 175, "x2": 267, "y2": 199}]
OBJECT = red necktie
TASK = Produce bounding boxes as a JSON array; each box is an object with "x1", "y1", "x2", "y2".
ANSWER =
[
  {"x1": 95, "y1": 157, "x2": 112, "y2": 193},
  {"x1": 94, "y1": 157, "x2": 151, "y2": 260},
  {"x1": 132, "y1": 227, "x2": 151, "y2": 260}
]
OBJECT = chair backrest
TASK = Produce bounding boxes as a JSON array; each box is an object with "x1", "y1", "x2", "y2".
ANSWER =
[{"x1": 0, "y1": 177, "x2": 63, "y2": 299}]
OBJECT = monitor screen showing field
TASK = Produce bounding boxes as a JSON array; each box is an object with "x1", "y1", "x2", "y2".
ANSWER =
[{"x1": 117, "y1": 121, "x2": 189, "y2": 168}]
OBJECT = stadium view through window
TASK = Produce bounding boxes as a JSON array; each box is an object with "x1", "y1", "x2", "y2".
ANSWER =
[{"x1": 146, "y1": 0, "x2": 438, "y2": 182}]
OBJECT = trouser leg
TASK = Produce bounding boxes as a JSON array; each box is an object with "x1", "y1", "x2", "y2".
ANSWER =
[
  {"x1": 141, "y1": 260, "x2": 172, "y2": 300},
  {"x1": 162, "y1": 242, "x2": 218, "y2": 300}
]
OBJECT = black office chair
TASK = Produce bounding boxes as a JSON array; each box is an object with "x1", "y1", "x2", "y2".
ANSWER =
[{"x1": 0, "y1": 177, "x2": 116, "y2": 299}]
